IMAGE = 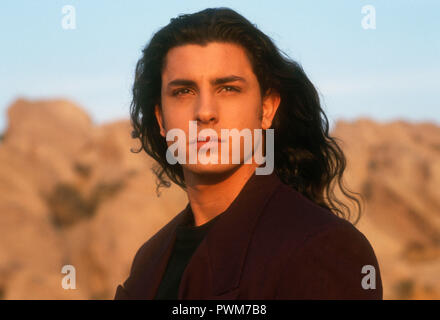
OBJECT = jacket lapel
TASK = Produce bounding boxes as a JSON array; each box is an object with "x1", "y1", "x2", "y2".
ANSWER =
[
  {"x1": 177, "y1": 171, "x2": 283, "y2": 299},
  {"x1": 128, "y1": 203, "x2": 192, "y2": 300}
]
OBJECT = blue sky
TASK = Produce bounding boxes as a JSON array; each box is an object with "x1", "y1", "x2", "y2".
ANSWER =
[{"x1": 0, "y1": 0, "x2": 439, "y2": 132}]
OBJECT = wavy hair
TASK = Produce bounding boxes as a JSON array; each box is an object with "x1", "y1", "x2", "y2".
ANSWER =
[{"x1": 130, "y1": 7, "x2": 363, "y2": 224}]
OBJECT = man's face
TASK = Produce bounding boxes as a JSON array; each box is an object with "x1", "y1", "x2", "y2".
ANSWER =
[{"x1": 155, "y1": 42, "x2": 279, "y2": 177}]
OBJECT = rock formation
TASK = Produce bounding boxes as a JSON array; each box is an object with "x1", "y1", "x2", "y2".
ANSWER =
[{"x1": 0, "y1": 99, "x2": 438, "y2": 299}]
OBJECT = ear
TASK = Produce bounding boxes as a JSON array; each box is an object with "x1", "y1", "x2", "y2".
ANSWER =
[
  {"x1": 261, "y1": 89, "x2": 281, "y2": 130},
  {"x1": 154, "y1": 104, "x2": 166, "y2": 137}
]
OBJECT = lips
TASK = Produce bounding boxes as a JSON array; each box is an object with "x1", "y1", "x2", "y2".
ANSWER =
[
  {"x1": 191, "y1": 136, "x2": 223, "y2": 151},
  {"x1": 189, "y1": 135, "x2": 223, "y2": 144},
  {"x1": 197, "y1": 136, "x2": 220, "y2": 143}
]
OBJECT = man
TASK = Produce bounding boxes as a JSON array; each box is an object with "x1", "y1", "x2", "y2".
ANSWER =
[{"x1": 114, "y1": 7, "x2": 383, "y2": 299}]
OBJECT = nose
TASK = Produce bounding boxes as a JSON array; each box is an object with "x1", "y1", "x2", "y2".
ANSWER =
[{"x1": 195, "y1": 90, "x2": 218, "y2": 126}]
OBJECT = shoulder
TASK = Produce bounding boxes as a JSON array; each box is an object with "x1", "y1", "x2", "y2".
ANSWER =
[
  {"x1": 114, "y1": 207, "x2": 187, "y2": 299},
  {"x1": 127, "y1": 207, "x2": 186, "y2": 275},
  {"x1": 256, "y1": 182, "x2": 354, "y2": 247},
  {"x1": 275, "y1": 221, "x2": 383, "y2": 299},
  {"x1": 258, "y1": 183, "x2": 382, "y2": 299}
]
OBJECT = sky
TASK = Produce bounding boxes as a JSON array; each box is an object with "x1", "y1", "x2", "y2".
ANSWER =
[{"x1": 0, "y1": 0, "x2": 439, "y2": 133}]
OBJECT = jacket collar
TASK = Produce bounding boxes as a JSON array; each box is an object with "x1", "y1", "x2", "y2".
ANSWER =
[{"x1": 178, "y1": 169, "x2": 284, "y2": 297}]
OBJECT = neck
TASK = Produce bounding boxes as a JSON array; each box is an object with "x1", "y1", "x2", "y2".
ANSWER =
[{"x1": 183, "y1": 163, "x2": 259, "y2": 227}]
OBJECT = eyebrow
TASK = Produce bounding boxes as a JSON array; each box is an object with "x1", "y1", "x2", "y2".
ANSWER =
[{"x1": 166, "y1": 75, "x2": 247, "y2": 90}]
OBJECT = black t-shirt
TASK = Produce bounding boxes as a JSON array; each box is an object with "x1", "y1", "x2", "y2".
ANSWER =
[{"x1": 154, "y1": 209, "x2": 223, "y2": 300}]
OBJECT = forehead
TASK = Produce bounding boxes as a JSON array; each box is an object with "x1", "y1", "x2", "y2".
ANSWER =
[{"x1": 162, "y1": 42, "x2": 254, "y2": 80}]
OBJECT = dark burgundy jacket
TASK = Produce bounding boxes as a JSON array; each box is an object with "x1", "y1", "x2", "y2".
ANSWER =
[{"x1": 114, "y1": 171, "x2": 383, "y2": 300}]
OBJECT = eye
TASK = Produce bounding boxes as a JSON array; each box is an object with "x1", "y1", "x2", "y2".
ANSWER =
[
  {"x1": 220, "y1": 86, "x2": 240, "y2": 93},
  {"x1": 172, "y1": 88, "x2": 192, "y2": 96}
]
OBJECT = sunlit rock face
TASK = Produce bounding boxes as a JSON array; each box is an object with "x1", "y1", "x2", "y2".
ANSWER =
[
  {"x1": 0, "y1": 98, "x2": 187, "y2": 299},
  {"x1": 332, "y1": 118, "x2": 440, "y2": 299},
  {"x1": 0, "y1": 98, "x2": 438, "y2": 299}
]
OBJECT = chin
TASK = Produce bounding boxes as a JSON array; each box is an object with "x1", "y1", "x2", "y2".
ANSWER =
[{"x1": 182, "y1": 162, "x2": 241, "y2": 177}]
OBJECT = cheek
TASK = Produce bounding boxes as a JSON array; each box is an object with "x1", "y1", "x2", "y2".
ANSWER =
[
  {"x1": 160, "y1": 94, "x2": 192, "y2": 129},
  {"x1": 225, "y1": 95, "x2": 262, "y2": 129},
  {"x1": 161, "y1": 107, "x2": 190, "y2": 131}
]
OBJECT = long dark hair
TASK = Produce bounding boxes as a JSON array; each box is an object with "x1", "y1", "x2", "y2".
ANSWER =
[{"x1": 130, "y1": 7, "x2": 363, "y2": 224}]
